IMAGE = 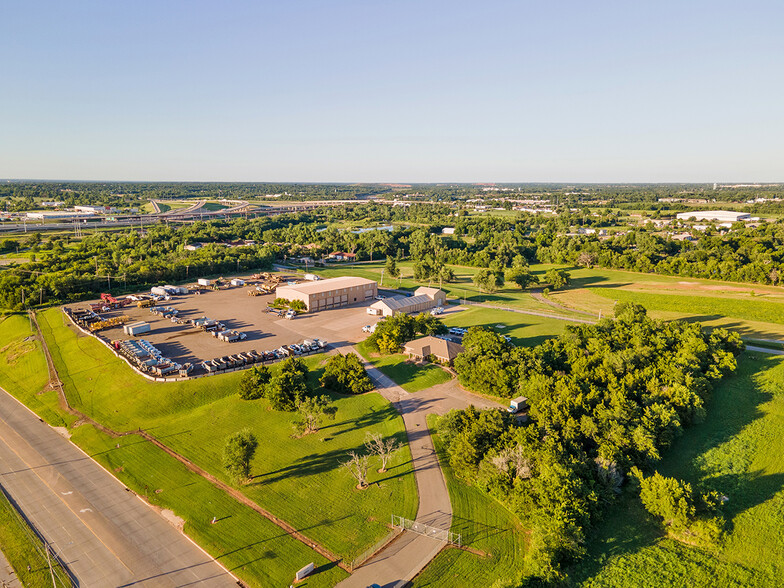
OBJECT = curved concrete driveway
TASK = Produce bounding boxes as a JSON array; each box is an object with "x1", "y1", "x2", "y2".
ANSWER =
[
  {"x1": 337, "y1": 352, "x2": 501, "y2": 588},
  {"x1": 0, "y1": 388, "x2": 235, "y2": 587}
]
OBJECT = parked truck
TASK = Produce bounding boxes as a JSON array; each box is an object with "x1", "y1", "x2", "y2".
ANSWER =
[
  {"x1": 507, "y1": 396, "x2": 528, "y2": 414},
  {"x1": 124, "y1": 321, "x2": 151, "y2": 336}
]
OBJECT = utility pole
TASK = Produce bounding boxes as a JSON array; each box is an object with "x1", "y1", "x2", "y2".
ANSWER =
[
  {"x1": 380, "y1": 268, "x2": 384, "y2": 287},
  {"x1": 46, "y1": 543, "x2": 56, "y2": 588}
]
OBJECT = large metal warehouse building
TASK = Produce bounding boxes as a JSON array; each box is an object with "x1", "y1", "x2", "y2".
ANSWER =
[
  {"x1": 675, "y1": 210, "x2": 751, "y2": 222},
  {"x1": 275, "y1": 276, "x2": 378, "y2": 311}
]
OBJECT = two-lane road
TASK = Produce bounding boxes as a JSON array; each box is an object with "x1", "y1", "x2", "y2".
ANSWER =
[{"x1": 0, "y1": 388, "x2": 236, "y2": 587}]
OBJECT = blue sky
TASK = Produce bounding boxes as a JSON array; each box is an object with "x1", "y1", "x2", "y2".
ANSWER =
[{"x1": 1, "y1": 1, "x2": 782, "y2": 182}]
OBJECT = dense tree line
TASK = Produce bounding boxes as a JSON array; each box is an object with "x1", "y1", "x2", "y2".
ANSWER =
[
  {"x1": 6, "y1": 198, "x2": 784, "y2": 311},
  {"x1": 442, "y1": 303, "x2": 743, "y2": 582},
  {"x1": 0, "y1": 223, "x2": 277, "y2": 309}
]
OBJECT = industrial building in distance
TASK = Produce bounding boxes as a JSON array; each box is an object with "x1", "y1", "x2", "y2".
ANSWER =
[
  {"x1": 675, "y1": 210, "x2": 752, "y2": 222},
  {"x1": 275, "y1": 276, "x2": 378, "y2": 311}
]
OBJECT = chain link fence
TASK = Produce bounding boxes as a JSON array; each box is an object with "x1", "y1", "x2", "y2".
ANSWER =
[{"x1": 392, "y1": 514, "x2": 461, "y2": 547}]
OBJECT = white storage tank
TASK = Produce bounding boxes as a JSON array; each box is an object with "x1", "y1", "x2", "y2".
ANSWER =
[{"x1": 151, "y1": 286, "x2": 169, "y2": 297}]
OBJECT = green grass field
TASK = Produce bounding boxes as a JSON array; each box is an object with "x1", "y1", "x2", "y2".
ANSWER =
[
  {"x1": 0, "y1": 314, "x2": 74, "y2": 427},
  {"x1": 355, "y1": 340, "x2": 452, "y2": 393},
  {"x1": 0, "y1": 489, "x2": 71, "y2": 588},
  {"x1": 311, "y1": 261, "x2": 587, "y2": 318},
  {"x1": 569, "y1": 352, "x2": 784, "y2": 586},
  {"x1": 201, "y1": 202, "x2": 228, "y2": 211},
  {"x1": 36, "y1": 308, "x2": 418, "y2": 561},
  {"x1": 71, "y1": 427, "x2": 347, "y2": 587},
  {"x1": 539, "y1": 264, "x2": 784, "y2": 339},
  {"x1": 412, "y1": 416, "x2": 529, "y2": 587},
  {"x1": 441, "y1": 306, "x2": 573, "y2": 347}
]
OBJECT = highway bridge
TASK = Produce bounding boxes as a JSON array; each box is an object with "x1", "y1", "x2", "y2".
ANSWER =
[{"x1": 0, "y1": 200, "x2": 356, "y2": 235}]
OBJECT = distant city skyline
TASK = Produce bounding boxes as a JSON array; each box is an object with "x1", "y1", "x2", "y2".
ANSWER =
[{"x1": 2, "y1": 1, "x2": 782, "y2": 182}]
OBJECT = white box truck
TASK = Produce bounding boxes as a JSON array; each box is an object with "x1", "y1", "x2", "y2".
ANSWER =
[
  {"x1": 197, "y1": 278, "x2": 212, "y2": 287},
  {"x1": 303, "y1": 273, "x2": 320, "y2": 281},
  {"x1": 507, "y1": 396, "x2": 528, "y2": 414}
]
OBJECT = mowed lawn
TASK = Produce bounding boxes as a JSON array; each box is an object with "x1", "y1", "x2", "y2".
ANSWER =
[
  {"x1": 70, "y1": 427, "x2": 347, "y2": 587},
  {"x1": 441, "y1": 306, "x2": 573, "y2": 347},
  {"x1": 412, "y1": 416, "x2": 528, "y2": 587},
  {"x1": 0, "y1": 314, "x2": 74, "y2": 427},
  {"x1": 37, "y1": 308, "x2": 418, "y2": 561},
  {"x1": 570, "y1": 353, "x2": 784, "y2": 586},
  {"x1": 355, "y1": 340, "x2": 452, "y2": 393},
  {"x1": 540, "y1": 264, "x2": 784, "y2": 339}
]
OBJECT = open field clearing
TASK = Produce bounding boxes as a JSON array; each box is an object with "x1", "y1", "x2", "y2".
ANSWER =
[
  {"x1": 441, "y1": 306, "x2": 573, "y2": 347},
  {"x1": 0, "y1": 314, "x2": 73, "y2": 427},
  {"x1": 412, "y1": 416, "x2": 529, "y2": 587},
  {"x1": 538, "y1": 265, "x2": 784, "y2": 339},
  {"x1": 37, "y1": 308, "x2": 418, "y2": 561},
  {"x1": 2, "y1": 313, "x2": 348, "y2": 586},
  {"x1": 70, "y1": 427, "x2": 347, "y2": 587},
  {"x1": 355, "y1": 340, "x2": 452, "y2": 393},
  {"x1": 570, "y1": 353, "x2": 784, "y2": 586}
]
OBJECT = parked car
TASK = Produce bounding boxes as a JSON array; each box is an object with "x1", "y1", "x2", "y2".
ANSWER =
[
  {"x1": 431, "y1": 306, "x2": 444, "y2": 316},
  {"x1": 285, "y1": 309, "x2": 296, "y2": 320}
]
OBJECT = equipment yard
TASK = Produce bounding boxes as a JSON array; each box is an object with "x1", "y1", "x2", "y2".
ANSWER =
[{"x1": 67, "y1": 274, "x2": 385, "y2": 377}]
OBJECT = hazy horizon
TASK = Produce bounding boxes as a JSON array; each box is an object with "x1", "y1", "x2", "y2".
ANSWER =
[{"x1": 3, "y1": 1, "x2": 782, "y2": 182}]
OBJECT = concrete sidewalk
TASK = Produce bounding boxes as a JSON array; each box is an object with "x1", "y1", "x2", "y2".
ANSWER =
[
  {"x1": 0, "y1": 549, "x2": 21, "y2": 588},
  {"x1": 0, "y1": 388, "x2": 235, "y2": 587}
]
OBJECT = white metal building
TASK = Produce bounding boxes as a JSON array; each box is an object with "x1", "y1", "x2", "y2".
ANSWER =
[
  {"x1": 675, "y1": 210, "x2": 751, "y2": 222},
  {"x1": 367, "y1": 287, "x2": 447, "y2": 317}
]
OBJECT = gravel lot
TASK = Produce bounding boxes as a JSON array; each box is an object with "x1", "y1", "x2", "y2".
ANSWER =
[{"x1": 77, "y1": 276, "x2": 383, "y2": 366}]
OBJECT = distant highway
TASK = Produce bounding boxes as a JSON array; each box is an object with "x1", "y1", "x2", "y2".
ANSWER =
[{"x1": 0, "y1": 200, "x2": 353, "y2": 235}]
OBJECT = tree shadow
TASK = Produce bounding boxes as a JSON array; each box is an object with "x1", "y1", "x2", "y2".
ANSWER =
[{"x1": 450, "y1": 514, "x2": 512, "y2": 545}]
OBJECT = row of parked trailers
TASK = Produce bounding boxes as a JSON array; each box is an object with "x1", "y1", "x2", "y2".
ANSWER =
[
  {"x1": 114, "y1": 339, "x2": 193, "y2": 377},
  {"x1": 200, "y1": 339, "x2": 326, "y2": 373}
]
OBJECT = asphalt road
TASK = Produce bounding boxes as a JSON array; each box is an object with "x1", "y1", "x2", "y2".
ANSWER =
[
  {"x1": 0, "y1": 388, "x2": 236, "y2": 587},
  {"x1": 337, "y1": 353, "x2": 502, "y2": 588}
]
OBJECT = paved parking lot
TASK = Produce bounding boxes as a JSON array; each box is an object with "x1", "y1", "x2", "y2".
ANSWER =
[{"x1": 78, "y1": 278, "x2": 385, "y2": 367}]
